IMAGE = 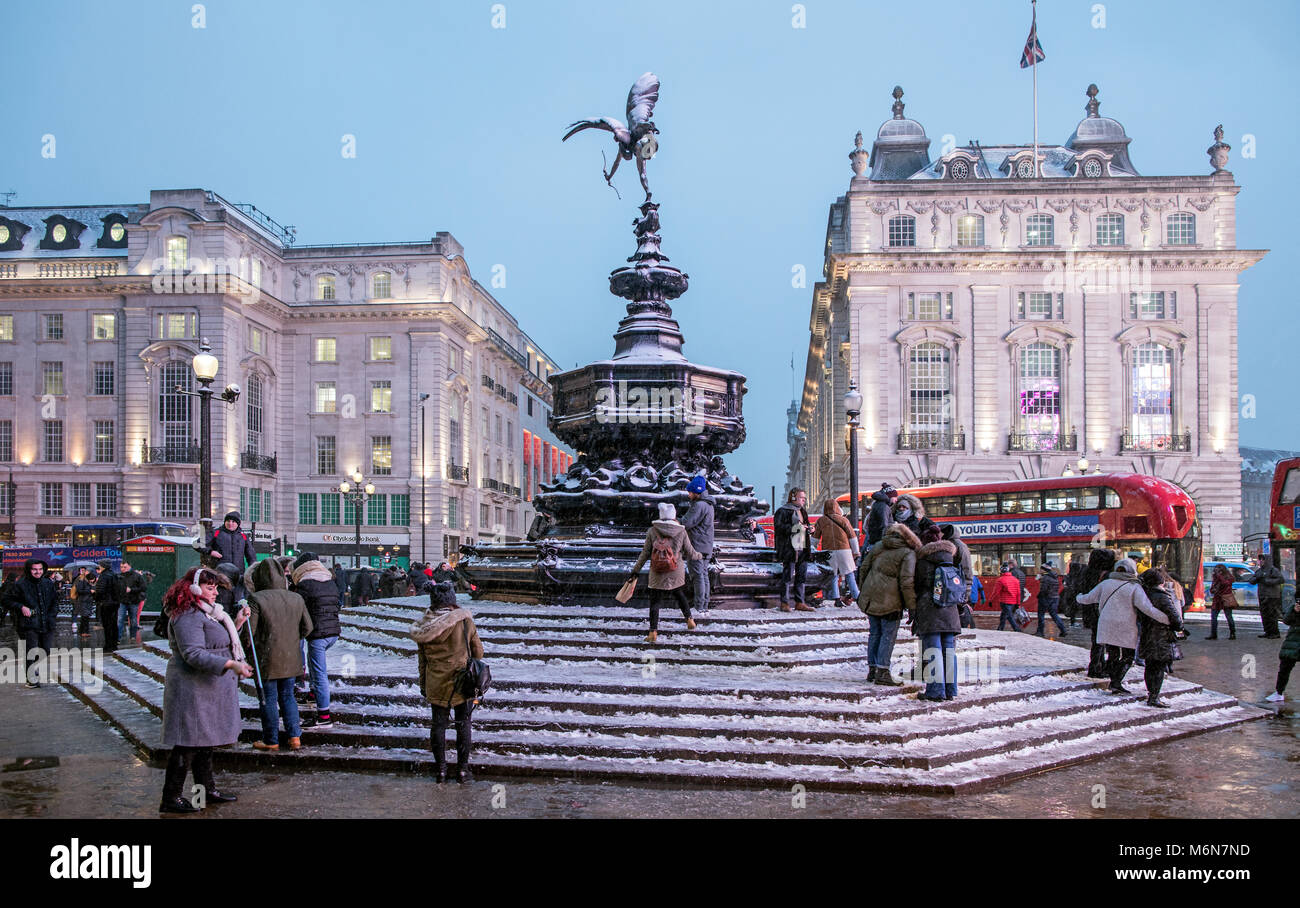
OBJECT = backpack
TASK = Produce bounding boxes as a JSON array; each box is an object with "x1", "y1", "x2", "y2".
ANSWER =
[
  {"x1": 650, "y1": 535, "x2": 679, "y2": 573},
  {"x1": 932, "y1": 564, "x2": 965, "y2": 608}
]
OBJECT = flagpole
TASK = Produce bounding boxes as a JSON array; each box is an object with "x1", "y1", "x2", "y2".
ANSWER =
[{"x1": 1032, "y1": 0, "x2": 1039, "y2": 177}]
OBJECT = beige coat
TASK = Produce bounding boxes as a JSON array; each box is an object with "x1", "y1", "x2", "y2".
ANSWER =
[
  {"x1": 629, "y1": 520, "x2": 701, "y2": 590},
  {"x1": 411, "y1": 607, "x2": 484, "y2": 708}
]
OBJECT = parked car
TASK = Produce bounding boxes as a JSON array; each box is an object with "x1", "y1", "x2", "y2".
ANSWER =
[{"x1": 1203, "y1": 560, "x2": 1260, "y2": 610}]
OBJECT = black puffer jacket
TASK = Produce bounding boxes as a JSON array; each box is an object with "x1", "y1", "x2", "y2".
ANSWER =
[
  {"x1": 294, "y1": 577, "x2": 341, "y2": 640},
  {"x1": 1037, "y1": 566, "x2": 1061, "y2": 610},
  {"x1": 209, "y1": 515, "x2": 257, "y2": 571},
  {"x1": 1079, "y1": 549, "x2": 1118, "y2": 630},
  {"x1": 912, "y1": 540, "x2": 961, "y2": 636},
  {"x1": 4, "y1": 559, "x2": 60, "y2": 634},
  {"x1": 1137, "y1": 575, "x2": 1184, "y2": 662},
  {"x1": 866, "y1": 489, "x2": 895, "y2": 547}
]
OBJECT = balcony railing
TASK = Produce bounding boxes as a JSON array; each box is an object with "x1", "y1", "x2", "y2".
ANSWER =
[
  {"x1": 897, "y1": 429, "x2": 966, "y2": 451},
  {"x1": 481, "y1": 478, "x2": 522, "y2": 497},
  {"x1": 446, "y1": 463, "x2": 470, "y2": 482},
  {"x1": 241, "y1": 450, "x2": 278, "y2": 473},
  {"x1": 1008, "y1": 432, "x2": 1078, "y2": 453},
  {"x1": 487, "y1": 328, "x2": 528, "y2": 370},
  {"x1": 141, "y1": 441, "x2": 201, "y2": 464},
  {"x1": 495, "y1": 385, "x2": 518, "y2": 406},
  {"x1": 481, "y1": 375, "x2": 495, "y2": 391},
  {"x1": 1121, "y1": 432, "x2": 1191, "y2": 453}
]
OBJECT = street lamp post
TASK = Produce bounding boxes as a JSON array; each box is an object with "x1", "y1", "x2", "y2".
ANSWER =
[
  {"x1": 336, "y1": 470, "x2": 375, "y2": 569},
  {"x1": 844, "y1": 380, "x2": 864, "y2": 535},
  {"x1": 186, "y1": 338, "x2": 239, "y2": 547},
  {"x1": 419, "y1": 392, "x2": 430, "y2": 563}
]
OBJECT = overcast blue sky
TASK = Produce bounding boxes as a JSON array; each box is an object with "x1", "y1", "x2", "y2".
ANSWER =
[{"x1": 4, "y1": 0, "x2": 1296, "y2": 497}]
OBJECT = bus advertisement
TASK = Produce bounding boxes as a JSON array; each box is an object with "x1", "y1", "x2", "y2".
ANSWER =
[{"x1": 1268, "y1": 457, "x2": 1300, "y2": 602}]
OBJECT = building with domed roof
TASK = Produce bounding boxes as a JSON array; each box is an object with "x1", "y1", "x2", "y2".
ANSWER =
[{"x1": 788, "y1": 84, "x2": 1266, "y2": 552}]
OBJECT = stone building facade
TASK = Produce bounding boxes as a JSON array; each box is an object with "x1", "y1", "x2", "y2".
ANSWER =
[
  {"x1": 0, "y1": 188, "x2": 572, "y2": 564},
  {"x1": 789, "y1": 85, "x2": 1265, "y2": 548}
]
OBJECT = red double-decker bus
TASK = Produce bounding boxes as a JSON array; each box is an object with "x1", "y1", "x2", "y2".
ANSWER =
[
  {"x1": 1267, "y1": 457, "x2": 1300, "y2": 601},
  {"x1": 764, "y1": 473, "x2": 1204, "y2": 610}
]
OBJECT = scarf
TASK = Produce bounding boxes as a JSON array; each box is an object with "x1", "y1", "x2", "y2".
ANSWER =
[{"x1": 196, "y1": 599, "x2": 244, "y2": 662}]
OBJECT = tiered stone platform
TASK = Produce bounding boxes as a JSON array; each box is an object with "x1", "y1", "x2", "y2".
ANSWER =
[{"x1": 62, "y1": 595, "x2": 1266, "y2": 794}]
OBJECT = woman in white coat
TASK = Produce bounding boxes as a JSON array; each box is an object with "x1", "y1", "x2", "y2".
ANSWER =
[{"x1": 1075, "y1": 557, "x2": 1169, "y2": 695}]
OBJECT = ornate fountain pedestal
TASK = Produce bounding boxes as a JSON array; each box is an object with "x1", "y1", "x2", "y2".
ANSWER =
[{"x1": 459, "y1": 128, "x2": 830, "y2": 606}]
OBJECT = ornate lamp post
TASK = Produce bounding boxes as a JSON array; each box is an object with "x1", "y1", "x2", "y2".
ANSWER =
[
  {"x1": 419, "y1": 392, "x2": 430, "y2": 563},
  {"x1": 336, "y1": 470, "x2": 375, "y2": 569},
  {"x1": 844, "y1": 380, "x2": 864, "y2": 534},
  {"x1": 186, "y1": 338, "x2": 239, "y2": 544}
]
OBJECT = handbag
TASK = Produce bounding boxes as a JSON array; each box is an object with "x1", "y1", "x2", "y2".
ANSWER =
[
  {"x1": 1013, "y1": 606, "x2": 1030, "y2": 629},
  {"x1": 451, "y1": 619, "x2": 491, "y2": 707},
  {"x1": 615, "y1": 575, "x2": 637, "y2": 604}
]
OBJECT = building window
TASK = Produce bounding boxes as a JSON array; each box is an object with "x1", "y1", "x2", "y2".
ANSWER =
[
  {"x1": 480, "y1": 502, "x2": 490, "y2": 527},
  {"x1": 160, "y1": 483, "x2": 195, "y2": 519},
  {"x1": 314, "y1": 338, "x2": 337, "y2": 362},
  {"x1": 248, "y1": 325, "x2": 265, "y2": 355},
  {"x1": 320, "y1": 493, "x2": 340, "y2": 525},
  {"x1": 447, "y1": 342, "x2": 462, "y2": 377},
  {"x1": 95, "y1": 483, "x2": 117, "y2": 517},
  {"x1": 1129, "y1": 292, "x2": 1176, "y2": 320},
  {"x1": 70, "y1": 482, "x2": 91, "y2": 518},
  {"x1": 159, "y1": 362, "x2": 193, "y2": 448},
  {"x1": 391, "y1": 494, "x2": 410, "y2": 527},
  {"x1": 371, "y1": 271, "x2": 392, "y2": 299},
  {"x1": 317, "y1": 275, "x2": 336, "y2": 300},
  {"x1": 481, "y1": 407, "x2": 489, "y2": 436},
  {"x1": 42, "y1": 314, "x2": 64, "y2": 341},
  {"x1": 370, "y1": 380, "x2": 392, "y2": 413},
  {"x1": 0, "y1": 315, "x2": 11, "y2": 341},
  {"x1": 344, "y1": 495, "x2": 360, "y2": 526},
  {"x1": 906, "y1": 292, "x2": 953, "y2": 321},
  {"x1": 316, "y1": 436, "x2": 336, "y2": 475},
  {"x1": 369, "y1": 336, "x2": 392, "y2": 361},
  {"x1": 40, "y1": 483, "x2": 63, "y2": 516},
  {"x1": 165, "y1": 236, "x2": 188, "y2": 271},
  {"x1": 449, "y1": 392, "x2": 463, "y2": 464},
  {"x1": 314, "y1": 381, "x2": 337, "y2": 413},
  {"x1": 1095, "y1": 213, "x2": 1125, "y2": 246},
  {"x1": 1019, "y1": 343, "x2": 1062, "y2": 437},
  {"x1": 1166, "y1": 213, "x2": 1196, "y2": 245},
  {"x1": 42, "y1": 361, "x2": 64, "y2": 396},
  {"x1": 246, "y1": 374, "x2": 264, "y2": 455},
  {"x1": 94, "y1": 420, "x2": 115, "y2": 463},
  {"x1": 371, "y1": 436, "x2": 392, "y2": 475},
  {"x1": 251, "y1": 259, "x2": 263, "y2": 288},
  {"x1": 507, "y1": 420, "x2": 513, "y2": 449},
  {"x1": 42, "y1": 420, "x2": 63, "y2": 462},
  {"x1": 907, "y1": 344, "x2": 951, "y2": 433},
  {"x1": 526, "y1": 396, "x2": 533, "y2": 417},
  {"x1": 888, "y1": 215, "x2": 916, "y2": 247},
  {"x1": 93, "y1": 362, "x2": 115, "y2": 396},
  {"x1": 446, "y1": 495, "x2": 459, "y2": 528},
  {"x1": 1016, "y1": 291, "x2": 1064, "y2": 320},
  {"x1": 1025, "y1": 213, "x2": 1054, "y2": 247},
  {"x1": 366, "y1": 493, "x2": 388, "y2": 526},
  {"x1": 298, "y1": 493, "x2": 318, "y2": 525},
  {"x1": 0, "y1": 483, "x2": 10, "y2": 516},
  {"x1": 956, "y1": 215, "x2": 984, "y2": 247},
  {"x1": 0, "y1": 420, "x2": 10, "y2": 461},
  {"x1": 246, "y1": 488, "x2": 263, "y2": 523},
  {"x1": 155, "y1": 313, "x2": 196, "y2": 339},
  {"x1": 495, "y1": 414, "x2": 502, "y2": 445},
  {"x1": 0, "y1": 363, "x2": 9, "y2": 396},
  {"x1": 1130, "y1": 343, "x2": 1173, "y2": 442},
  {"x1": 92, "y1": 313, "x2": 116, "y2": 340}
]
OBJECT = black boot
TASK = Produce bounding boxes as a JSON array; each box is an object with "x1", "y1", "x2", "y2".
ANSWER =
[
  {"x1": 434, "y1": 762, "x2": 447, "y2": 783},
  {"x1": 159, "y1": 797, "x2": 200, "y2": 814},
  {"x1": 867, "y1": 666, "x2": 879, "y2": 683},
  {"x1": 453, "y1": 763, "x2": 472, "y2": 784}
]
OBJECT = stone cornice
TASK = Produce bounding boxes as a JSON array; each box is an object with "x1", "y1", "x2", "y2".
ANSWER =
[{"x1": 825, "y1": 249, "x2": 1267, "y2": 284}]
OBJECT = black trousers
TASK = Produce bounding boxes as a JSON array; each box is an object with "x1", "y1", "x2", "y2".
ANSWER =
[
  {"x1": 1087, "y1": 623, "x2": 1108, "y2": 677},
  {"x1": 1105, "y1": 645, "x2": 1135, "y2": 688},
  {"x1": 1144, "y1": 659, "x2": 1171, "y2": 702},
  {"x1": 1277, "y1": 655, "x2": 1297, "y2": 695},
  {"x1": 162, "y1": 746, "x2": 214, "y2": 803},
  {"x1": 649, "y1": 586, "x2": 691, "y2": 631},
  {"x1": 1259, "y1": 598, "x2": 1282, "y2": 637},
  {"x1": 780, "y1": 556, "x2": 808, "y2": 605},
  {"x1": 431, "y1": 703, "x2": 472, "y2": 767},
  {"x1": 97, "y1": 602, "x2": 119, "y2": 652},
  {"x1": 23, "y1": 629, "x2": 57, "y2": 683}
]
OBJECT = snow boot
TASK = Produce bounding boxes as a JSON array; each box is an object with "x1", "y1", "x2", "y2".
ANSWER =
[
  {"x1": 867, "y1": 666, "x2": 879, "y2": 683},
  {"x1": 435, "y1": 761, "x2": 447, "y2": 783},
  {"x1": 875, "y1": 671, "x2": 904, "y2": 687},
  {"x1": 794, "y1": 602, "x2": 815, "y2": 612}
]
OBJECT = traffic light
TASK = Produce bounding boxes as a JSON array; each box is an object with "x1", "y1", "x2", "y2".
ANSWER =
[
  {"x1": 270, "y1": 537, "x2": 282, "y2": 556},
  {"x1": 286, "y1": 540, "x2": 295, "y2": 558}
]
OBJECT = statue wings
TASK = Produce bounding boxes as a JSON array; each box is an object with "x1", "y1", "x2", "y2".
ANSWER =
[{"x1": 625, "y1": 72, "x2": 659, "y2": 129}]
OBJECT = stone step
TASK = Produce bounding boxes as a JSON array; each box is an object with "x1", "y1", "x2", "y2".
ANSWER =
[{"x1": 363, "y1": 598, "x2": 873, "y2": 627}]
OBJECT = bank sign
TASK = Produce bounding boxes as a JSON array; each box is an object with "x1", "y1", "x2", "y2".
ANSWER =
[{"x1": 940, "y1": 516, "x2": 1100, "y2": 540}]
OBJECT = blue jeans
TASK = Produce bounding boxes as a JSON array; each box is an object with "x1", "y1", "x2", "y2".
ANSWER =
[
  {"x1": 260, "y1": 677, "x2": 301, "y2": 744},
  {"x1": 828, "y1": 570, "x2": 860, "y2": 601},
  {"x1": 301, "y1": 636, "x2": 337, "y2": 711},
  {"x1": 1037, "y1": 599, "x2": 1066, "y2": 635},
  {"x1": 117, "y1": 602, "x2": 139, "y2": 640},
  {"x1": 920, "y1": 632, "x2": 958, "y2": 699},
  {"x1": 867, "y1": 613, "x2": 901, "y2": 670},
  {"x1": 688, "y1": 557, "x2": 711, "y2": 611}
]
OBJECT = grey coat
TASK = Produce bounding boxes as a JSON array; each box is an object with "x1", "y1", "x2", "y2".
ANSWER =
[
  {"x1": 682, "y1": 493, "x2": 716, "y2": 556},
  {"x1": 629, "y1": 520, "x2": 701, "y2": 590},
  {"x1": 1077, "y1": 571, "x2": 1168, "y2": 650},
  {"x1": 161, "y1": 608, "x2": 243, "y2": 748}
]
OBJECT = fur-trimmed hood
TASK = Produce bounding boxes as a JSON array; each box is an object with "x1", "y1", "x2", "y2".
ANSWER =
[
  {"x1": 895, "y1": 493, "x2": 926, "y2": 519},
  {"x1": 291, "y1": 559, "x2": 332, "y2": 586},
  {"x1": 882, "y1": 522, "x2": 922, "y2": 550},
  {"x1": 650, "y1": 519, "x2": 685, "y2": 539},
  {"x1": 918, "y1": 539, "x2": 956, "y2": 560},
  {"x1": 410, "y1": 605, "x2": 470, "y2": 644}
]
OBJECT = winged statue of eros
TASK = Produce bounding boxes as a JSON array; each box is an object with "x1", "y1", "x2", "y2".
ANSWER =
[{"x1": 563, "y1": 72, "x2": 661, "y2": 200}]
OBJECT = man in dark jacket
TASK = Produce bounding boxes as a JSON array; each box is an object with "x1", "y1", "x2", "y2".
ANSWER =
[
  {"x1": 432, "y1": 562, "x2": 456, "y2": 585},
  {"x1": 773, "y1": 488, "x2": 814, "y2": 612},
  {"x1": 115, "y1": 558, "x2": 148, "y2": 645},
  {"x1": 682, "y1": 475, "x2": 716, "y2": 614},
  {"x1": 912, "y1": 528, "x2": 961, "y2": 702},
  {"x1": 92, "y1": 559, "x2": 120, "y2": 654},
  {"x1": 331, "y1": 563, "x2": 349, "y2": 604},
  {"x1": 866, "y1": 484, "x2": 897, "y2": 547},
  {"x1": 73, "y1": 566, "x2": 95, "y2": 636},
  {"x1": 351, "y1": 567, "x2": 377, "y2": 607},
  {"x1": 209, "y1": 511, "x2": 257, "y2": 573},
  {"x1": 1035, "y1": 560, "x2": 1067, "y2": 637},
  {"x1": 3, "y1": 559, "x2": 60, "y2": 686},
  {"x1": 290, "y1": 552, "x2": 341, "y2": 729},
  {"x1": 1250, "y1": 561, "x2": 1285, "y2": 639},
  {"x1": 245, "y1": 557, "x2": 313, "y2": 750}
]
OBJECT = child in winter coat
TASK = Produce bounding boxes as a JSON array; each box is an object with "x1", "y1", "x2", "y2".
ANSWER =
[{"x1": 626, "y1": 502, "x2": 703, "y2": 643}]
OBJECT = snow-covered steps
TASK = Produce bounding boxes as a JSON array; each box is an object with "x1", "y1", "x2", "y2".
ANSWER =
[{"x1": 60, "y1": 596, "x2": 1269, "y2": 794}]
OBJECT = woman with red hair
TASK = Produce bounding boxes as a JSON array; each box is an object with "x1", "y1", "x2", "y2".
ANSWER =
[{"x1": 158, "y1": 566, "x2": 252, "y2": 814}]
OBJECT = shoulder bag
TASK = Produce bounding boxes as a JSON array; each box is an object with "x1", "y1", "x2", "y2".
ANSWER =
[{"x1": 451, "y1": 619, "x2": 491, "y2": 708}]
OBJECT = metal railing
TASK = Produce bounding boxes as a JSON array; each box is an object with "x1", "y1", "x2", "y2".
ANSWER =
[
  {"x1": 446, "y1": 463, "x2": 470, "y2": 481},
  {"x1": 487, "y1": 328, "x2": 528, "y2": 370},
  {"x1": 141, "y1": 441, "x2": 201, "y2": 464},
  {"x1": 494, "y1": 385, "x2": 518, "y2": 405},
  {"x1": 1120, "y1": 432, "x2": 1191, "y2": 453},
  {"x1": 1008, "y1": 432, "x2": 1077, "y2": 452},
  {"x1": 481, "y1": 375, "x2": 495, "y2": 391},
  {"x1": 897, "y1": 429, "x2": 966, "y2": 451},
  {"x1": 481, "y1": 478, "x2": 522, "y2": 497},
  {"x1": 241, "y1": 450, "x2": 278, "y2": 473}
]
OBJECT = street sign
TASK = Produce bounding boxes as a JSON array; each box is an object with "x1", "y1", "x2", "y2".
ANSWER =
[{"x1": 1213, "y1": 543, "x2": 1245, "y2": 559}]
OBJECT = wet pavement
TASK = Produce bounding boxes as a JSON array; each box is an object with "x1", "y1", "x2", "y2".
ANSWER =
[{"x1": 0, "y1": 616, "x2": 1295, "y2": 818}]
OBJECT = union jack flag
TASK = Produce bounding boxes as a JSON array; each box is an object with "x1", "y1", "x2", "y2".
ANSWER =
[{"x1": 1019, "y1": 6, "x2": 1045, "y2": 68}]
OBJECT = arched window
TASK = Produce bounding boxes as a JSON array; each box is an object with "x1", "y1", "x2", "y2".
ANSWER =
[
  {"x1": 246, "y1": 374, "x2": 264, "y2": 455},
  {"x1": 1025, "y1": 213, "x2": 1054, "y2": 246},
  {"x1": 1130, "y1": 343, "x2": 1173, "y2": 446},
  {"x1": 956, "y1": 215, "x2": 984, "y2": 247},
  {"x1": 1166, "y1": 213, "x2": 1196, "y2": 245},
  {"x1": 888, "y1": 215, "x2": 916, "y2": 247},
  {"x1": 316, "y1": 274, "x2": 336, "y2": 300},
  {"x1": 1018, "y1": 343, "x2": 1062, "y2": 444},
  {"x1": 1095, "y1": 213, "x2": 1125, "y2": 246},
  {"x1": 907, "y1": 343, "x2": 951, "y2": 433},
  {"x1": 165, "y1": 236, "x2": 188, "y2": 272},
  {"x1": 158, "y1": 362, "x2": 193, "y2": 453},
  {"x1": 371, "y1": 271, "x2": 392, "y2": 298}
]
